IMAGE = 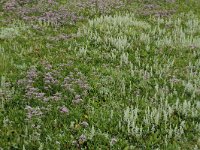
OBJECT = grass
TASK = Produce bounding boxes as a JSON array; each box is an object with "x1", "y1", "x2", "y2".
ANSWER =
[{"x1": 0, "y1": 0, "x2": 200, "y2": 149}]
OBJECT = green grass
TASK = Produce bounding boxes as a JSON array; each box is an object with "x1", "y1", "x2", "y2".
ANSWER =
[{"x1": 0, "y1": 0, "x2": 200, "y2": 149}]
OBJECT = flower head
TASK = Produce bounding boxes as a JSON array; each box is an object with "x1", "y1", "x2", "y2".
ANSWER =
[{"x1": 60, "y1": 106, "x2": 69, "y2": 114}]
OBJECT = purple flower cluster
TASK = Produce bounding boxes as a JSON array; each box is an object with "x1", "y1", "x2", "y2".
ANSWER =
[
  {"x1": 141, "y1": 3, "x2": 176, "y2": 17},
  {"x1": 44, "y1": 72, "x2": 59, "y2": 86},
  {"x1": 26, "y1": 67, "x2": 38, "y2": 81},
  {"x1": 3, "y1": 0, "x2": 80, "y2": 26},
  {"x1": 72, "y1": 94, "x2": 83, "y2": 105},
  {"x1": 41, "y1": 60, "x2": 52, "y2": 70},
  {"x1": 38, "y1": 9, "x2": 78, "y2": 26},
  {"x1": 62, "y1": 70, "x2": 90, "y2": 99},
  {"x1": 25, "y1": 105, "x2": 43, "y2": 119},
  {"x1": 78, "y1": 134, "x2": 87, "y2": 144},
  {"x1": 3, "y1": 0, "x2": 18, "y2": 11},
  {"x1": 77, "y1": 0, "x2": 124, "y2": 14},
  {"x1": 3, "y1": 0, "x2": 125, "y2": 26},
  {"x1": 51, "y1": 92, "x2": 62, "y2": 101},
  {"x1": 25, "y1": 86, "x2": 40, "y2": 99},
  {"x1": 16, "y1": 61, "x2": 90, "y2": 119},
  {"x1": 72, "y1": 134, "x2": 87, "y2": 147},
  {"x1": 60, "y1": 106, "x2": 69, "y2": 114}
]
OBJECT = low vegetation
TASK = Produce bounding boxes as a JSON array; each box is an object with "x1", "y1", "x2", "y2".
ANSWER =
[{"x1": 0, "y1": 0, "x2": 200, "y2": 149}]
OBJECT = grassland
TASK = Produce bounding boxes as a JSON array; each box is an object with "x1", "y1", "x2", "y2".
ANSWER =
[{"x1": 0, "y1": 0, "x2": 200, "y2": 149}]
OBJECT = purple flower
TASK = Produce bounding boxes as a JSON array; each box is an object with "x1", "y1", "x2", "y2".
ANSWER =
[
  {"x1": 78, "y1": 134, "x2": 87, "y2": 144},
  {"x1": 35, "y1": 92, "x2": 45, "y2": 99},
  {"x1": 43, "y1": 97, "x2": 49, "y2": 102},
  {"x1": 25, "y1": 87, "x2": 39, "y2": 98},
  {"x1": 17, "y1": 79, "x2": 26, "y2": 86},
  {"x1": 72, "y1": 95, "x2": 83, "y2": 104},
  {"x1": 50, "y1": 92, "x2": 62, "y2": 101},
  {"x1": 60, "y1": 106, "x2": 69, "y2": 114},
  {"x1": 44, "y1": 72, "x2": 58, "y2": 85},
  {"x1": 26, "y1": 67, "x2": 38, "y2": 80},
  {"x1": 72, "y1": 99, "x2": 83, "y2": 105},
  {"x1": 75, "y1": 95, "x2": 81, "y2": 99},
  {"x1": 25, "y1": 106, "x2": 43, "y2": 119},
  {"x1": 45, "y1": 64, "x2": 52, "y2": 70},
  {"x1": 48, "y1": 0, "x2": 53, "y2": 3},
  {"x1": 3, "y1": 0, "x2": 17, "y2": 11}
]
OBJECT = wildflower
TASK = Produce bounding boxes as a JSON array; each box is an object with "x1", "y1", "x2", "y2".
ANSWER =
[
  {"x1": 17, "y1": 79, "x2": 25, "y2": 86},
  {"x1": 43, "y1": 97, "x2": 49, "y2": 102},
  {"x1": 48, "y1": 0, "x2": 53, "y2": 3},
  {"x1": 51, "y1": 92, "x2": 62, "y2": 101},
  {"x1": 35, "y1": 92, "x2": 45, "y2": 99},
  {"x1": 45, "y1": 64, "x2": 52, "y2": 70},
  {"x1": 25, "y1": 106, "x2": 43, "y2": 119},
  {"x1": 78, "y1": 134, "x2": 87, "y2": 144},
  {"x1": 60, "y1": 106, "x2": 69, "y2": 114},
  {"x1": 80, "y1": 121, "x2": 89, "y2": 128},
  {"x1": 44, "y1": 72, "x2": 54, "y2": 84},
  {"x1": 72, "y1": 98, "x2": 83, "y2": 105},
  {"x1": 26, "y1": 67, "x2": 38, "y2": 80},
  {"x1": 25, "y1": 87, "x2": 39, "y2": 98},
  {"x1": 3, "y1": 0, "x2": 17, "y2": 11},
  {"x1": 72, "y1": 95, "x2": 83, "y2": 104},
  {"x1": 75, "y1": 94, "x2": 81, "y2": 99}
]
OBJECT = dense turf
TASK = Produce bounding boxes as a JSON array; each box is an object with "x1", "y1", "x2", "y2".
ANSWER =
[{"x1": 0, "y1": 0, "x2": 200, "y2": 149}]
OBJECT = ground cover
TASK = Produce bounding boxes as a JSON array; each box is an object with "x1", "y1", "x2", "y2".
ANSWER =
[{"x1": 0, "y1": 0, "x2": 200, "y2": 149}]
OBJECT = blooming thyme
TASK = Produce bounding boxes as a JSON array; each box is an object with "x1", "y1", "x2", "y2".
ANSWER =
[
  {"x1": 25, "y1": 106, "x2": 43, "y2": 119},
  {"x1": 60, "y1": 106, "x2": 69, "y2": 114}
]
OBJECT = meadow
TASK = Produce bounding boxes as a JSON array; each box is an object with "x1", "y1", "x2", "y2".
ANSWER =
[{"x1": 0, "y1": 0, "x2": 200, "y2": 149}]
